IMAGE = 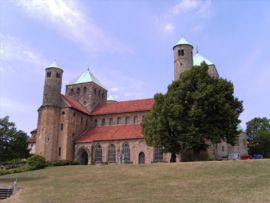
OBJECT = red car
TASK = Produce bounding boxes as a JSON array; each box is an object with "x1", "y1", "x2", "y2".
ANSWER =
[{"x1": 240, "y1": 156, "x2": 254, "y2": 160}]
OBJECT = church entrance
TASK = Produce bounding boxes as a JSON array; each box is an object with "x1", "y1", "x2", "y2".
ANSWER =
[
  {"x1": 138, "y1": 152, "x2": 145, "y2": 164},
  {"x1": 80, "y1": 151, "x2": 88, "y2": 165}
]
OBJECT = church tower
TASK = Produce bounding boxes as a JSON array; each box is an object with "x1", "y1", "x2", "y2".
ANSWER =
[
  {"x1": 35, "y1": 61, "x2": 63, "y2": 161},
  {"x1": 173, "y1": 38, "x2": 193, "y2": 80}
]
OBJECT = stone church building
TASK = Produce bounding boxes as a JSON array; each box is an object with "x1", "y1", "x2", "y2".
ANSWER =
[{"x1": 29, "y1": 38, "x2": 248, "y2": 164}]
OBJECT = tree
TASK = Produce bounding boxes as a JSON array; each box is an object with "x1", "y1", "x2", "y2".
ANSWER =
[
  {"x1": 0, "y1": 116, "x2": 30, "y2": 163},
  {"x1": 246, "y1": 117, "x2": 270, "y2": 141},
  {"x1": 142, "y1": 63, "x2": 243, "y2": 160}
]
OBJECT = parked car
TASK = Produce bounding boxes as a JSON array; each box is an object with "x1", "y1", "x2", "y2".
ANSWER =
[
  {"x1": 240, "y1": 155, "x2": 254, "y2": 160},
  {"x1": 253, "y1": 154, "x2": 263, "y2": 159},
  {"x1": 228, "y1": 153, "x2": 240, "y2": 160}
]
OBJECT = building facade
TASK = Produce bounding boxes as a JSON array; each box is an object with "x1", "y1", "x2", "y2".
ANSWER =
[{"x1": 29, "y1": 38, "x2": 248, "y2": 164}]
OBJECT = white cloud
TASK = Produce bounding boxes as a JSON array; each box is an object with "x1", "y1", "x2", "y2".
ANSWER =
[
  {"x1": 164, "y1": 22, "x2": 175, "y2": 33},
  {"x1": 15, "y1": 0, "x2": 132, "y2": 54},
  {"x1": 171, "y1": 0, "x2": 211, "y2": 17},
  {"x1": 0, "y1": 33, "x2": 47, "y2": 73}
]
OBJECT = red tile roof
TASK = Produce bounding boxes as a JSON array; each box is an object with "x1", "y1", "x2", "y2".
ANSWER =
[
  {"x1": 77, "y1": 124, "x2": 143, "y2": 143},
  {"x1": 62, "y1": 95, "x2": 90, "y2": 115},
  {"x1": 92, "y1": 98, "x2": 154, "y2": 115}
]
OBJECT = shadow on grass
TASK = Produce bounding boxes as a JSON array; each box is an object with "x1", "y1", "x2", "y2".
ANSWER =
[{"x1": 0, "y1": 175, "x2": 47, "y2": 183}]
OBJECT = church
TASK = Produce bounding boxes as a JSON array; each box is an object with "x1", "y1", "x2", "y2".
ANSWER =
[{"x1": 28, "y1": 38, "x2": 248, "y2": 164}]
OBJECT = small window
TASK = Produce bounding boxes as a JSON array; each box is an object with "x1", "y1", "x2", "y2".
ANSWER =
[
  {"x1": 101, "y1": 118, "x2": 106, "y2": 126},
  {"x1": 117, "y1": 117, "x2": 121, "y2": 124},
  {"x1": 77, "y1": 88, "x2": 80, "y2": 94},
  {"x1": 72, "y1": 133, "x2": 75, "y2": 137},
  {"x1": 94, "y1": 119, "x2": 97, "y2": 127},
  {"x1": 70, "y1": 89, "x2": 74, "y2": 95},
  {"x1": 109, "y1": 118, "x2": 113, "y2": 125},
  {"x1": 60, "y1": 123, "x2": 63, "y2": 131},
  {"x1": 178, "y1": 49, "x2": 184, "y2": 56},
  {"x1": 94, "y1": 88, "x2": 97, "y2": 94},
  {"x1": 83, "y1": 87, "x2": 87, "y2": 93},
  {"x1": 125, "y1": 116, "x2": 130, "y2": 124},
  {"x1": 56, "y1": 72, "x2": 61, "y2": 78},
  {"x1": 83, "y1": 101, "x2": 87, "y2": 105},
  {"x1": 47, "y1": 72, "x2": 51, "y2": 77},
  {"x1": 58, "y1": 147, "x2": 61, "y2": 156},
  {"x1": 133, "y1": 116, "x2": 138, "y2": 124},
  {"x1": 73, "y1": 112, "x2": 76, "y2": 117},
  {"x1": 222, "y1": 146, "x2": 224, "y2": 151},
  {"x1": 62, "y1": 111, "x2": 65, "y2": 115}
]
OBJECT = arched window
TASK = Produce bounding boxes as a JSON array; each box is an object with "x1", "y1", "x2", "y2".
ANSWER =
[
  {"x1": 47, "y1": 72, "x2": 51, "y2": 77},
  {"x1": 108, "y1": 144, "x2": 116, "y2": 162},
  {"x1": 70, "y1": 89, "x2": 74, "y2": 95},
  {"x1": 109, "y1": 118, "x2": 113, "y2": 125},
  {"x1": 77, "y1": 88, "x2": 80, "y2": 94},
  {"x1": 122, "y1": 143, "x2": 130, "y2": 162},
  {"x1": 95, "y1": 144, "x2": 102, "y2": 162},
  {"x1": 154, "y1": 147, "x2": 163, "y2": 161},
  {"x1": 56, "y1": 72, "x2": 61, "y2": 78},
  {"x1": 83, "y1": 86, "x2": 87, "y2": 93},
  {"x1": 125, "y1": 116, "x2": 130, "y2": 124},
  {"x1": 133, "y1": 116, "x2": 138, "y2": 124},
  {"x1": 117, "y1": 117, "x2": 121, "y2": 124},
  {"x1": 101, "y1": 118, "x2": 106, "y2": 126}
]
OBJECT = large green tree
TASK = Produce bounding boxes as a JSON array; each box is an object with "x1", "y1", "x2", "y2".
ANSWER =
[
  {"x1": 246, "y1": 117, "x2": 270, "y2": 141},
  {"x1": 246, "y1": 117, "x2": 270, "y2": 157},
  {"x1": 142, "y1": 63, "x2": 243, "y2": 160},
  {"x1": 0, "y1": 116, "x2": 30, "y2": 163}
]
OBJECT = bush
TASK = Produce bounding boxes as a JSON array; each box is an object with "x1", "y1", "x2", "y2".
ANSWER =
[
  {"x1": 47, "y1": 160, "x2": 80, "y2": 166},
  {"x1": 27, "y1": 155, "x2": 47, "y2": 170}
]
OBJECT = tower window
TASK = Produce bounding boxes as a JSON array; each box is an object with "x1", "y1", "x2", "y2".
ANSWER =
[
  {"x1": 77, "y1": 88, "x2": 80, "y2": 94},
  {"x1": 56, "y1": 72, "x2": 61, "y2": 78},
  {"x1": 94, "y1": 88, "x2": 97, "y2": 94},
  {"x1": 83, "y1": 87, "x2": 87, "y2": 93},
  {"x1": 70, "y1": 89, "x2": 74, "y2": 95},
  {"x1": 178, "y1": 49, "x2": 184, "y2": 56},
  {"x1": 47, "y1": 72, "x2": 51, "y2": 77},
  {"x1": 58, "y1": 147, "x2": 61, "y2": 156},
  {"x1": 60, "y1": 123, "x2": 64, "y2": 131},
  {"x1": 73, "y1": 112, "x2": 76, "y2": 117},
  {"x1": 62, "y1": 111, "x2": 65, "y2": 115},
  {"x1": 117, "y1": 117, "x2": 121, "y2": 124},
  {"x1": 94, "y1": 119, "x2": 97, "y2": 127}
]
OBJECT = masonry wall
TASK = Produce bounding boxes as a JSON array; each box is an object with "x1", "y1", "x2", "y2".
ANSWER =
[{"x1": 65, "y1": 82, "x2": 107, "y2": 112}]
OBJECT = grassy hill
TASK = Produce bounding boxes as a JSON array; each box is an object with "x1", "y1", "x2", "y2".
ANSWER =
[{"x1": 1, "y1": 160, "x2": 270, "y2": 203}]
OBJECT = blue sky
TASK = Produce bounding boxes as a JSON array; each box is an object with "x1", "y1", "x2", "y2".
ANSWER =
[{"x1": 0, "y1": 0, "x2": 270, "y2": 134}]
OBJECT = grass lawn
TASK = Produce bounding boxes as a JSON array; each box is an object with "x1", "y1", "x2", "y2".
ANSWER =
[{"x1": 1, "y1": 160, "x2": 270, "y2": 203}]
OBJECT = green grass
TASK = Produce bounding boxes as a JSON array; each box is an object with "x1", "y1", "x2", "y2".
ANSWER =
[{"x1": 1, "y1": 160, "x2": 270, "y2": 203}]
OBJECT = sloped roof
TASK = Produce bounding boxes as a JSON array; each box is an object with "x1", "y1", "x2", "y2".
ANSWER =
[
  {"x1": 175, "y1": 37, "x2": 192, "y2": 46},
  {"x1": 193, "y1": 53, "x2": 214, "y2": 65},
  {"x1": 68, "y1": 69, "x2": 106, "y2": 89},
  {"x1": 92, "y1": 98, "x2": 154, "y2": 115},
  {"x1": 62, "y1": 95, "x2": 90, "y2": 115},
  {"x1": 77, "y1": 124, "x2": 143, "y2": 143}
]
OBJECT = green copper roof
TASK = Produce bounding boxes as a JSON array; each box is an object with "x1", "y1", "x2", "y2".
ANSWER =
[
  {"x1": 175, "y1": 37, "x2": 192, "y2": 46},
  {"x1": 193, "y1": 53, "x2": 214, "y2": 66},
  {"x1": 47, "y1": 60, "x2": 61, "y2": 69},
  {"x1": 237, "y1": 124, "x2": 244, "y2": 132},
  {"x1": 69, "y1": 69, "x2": 106, "y2": 89}
]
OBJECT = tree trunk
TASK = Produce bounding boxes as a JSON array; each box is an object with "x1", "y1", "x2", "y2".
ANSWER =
[{"x1": 170, "y1": 153, "x2": 176, "y2": 162}]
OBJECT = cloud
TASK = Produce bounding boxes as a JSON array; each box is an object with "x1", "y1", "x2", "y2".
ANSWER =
[
  {"x1": 14, "y1": 0, "x2": 132, "y2": 54},
  {"x1": 164, "y1": 22, "x2": 175, "y2": 33},
  {"x1": 171, "y1": 0, "x2": 211, "y2": 17},
  {"x1": 0, "y1": 33, "x2": 47, "y2": 73}
]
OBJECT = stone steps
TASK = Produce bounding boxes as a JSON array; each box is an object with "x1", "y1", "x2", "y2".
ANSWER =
[{"x1": 0, "y1": 188, "x2": 13, "y2": 200}]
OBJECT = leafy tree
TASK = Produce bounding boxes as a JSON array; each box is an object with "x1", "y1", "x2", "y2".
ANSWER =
[
  {"x1": 142, "y1": 63, "x2": 243, "y2": 160},
  {"x1": 246, "y1": 117, "x2": 270, "y2": 141},
  {"x1": 248, "y1": 130, "x2": 270, "y2": 158},
  {"x1": 0, "y1": 116, "x2": 30, "y2": 163}
]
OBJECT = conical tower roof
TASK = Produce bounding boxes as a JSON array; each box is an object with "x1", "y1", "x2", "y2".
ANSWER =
[
  {"x1": 47, "y1": 60, "x2": 61, "y2": 68},
  {"x1": 175, "y1": 37, "x2": 192, "y2": 46},
  {"x1": 69, "y1": 69, "x2": 106, "y2": 89}
]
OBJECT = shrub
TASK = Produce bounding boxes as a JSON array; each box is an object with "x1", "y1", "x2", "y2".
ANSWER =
[
  {"x1": 47, "y1": 160, "x2": 80, "y2": 166},
  {"x1": 27, "y1": 155, "x2": 47, "y2": 170}
]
